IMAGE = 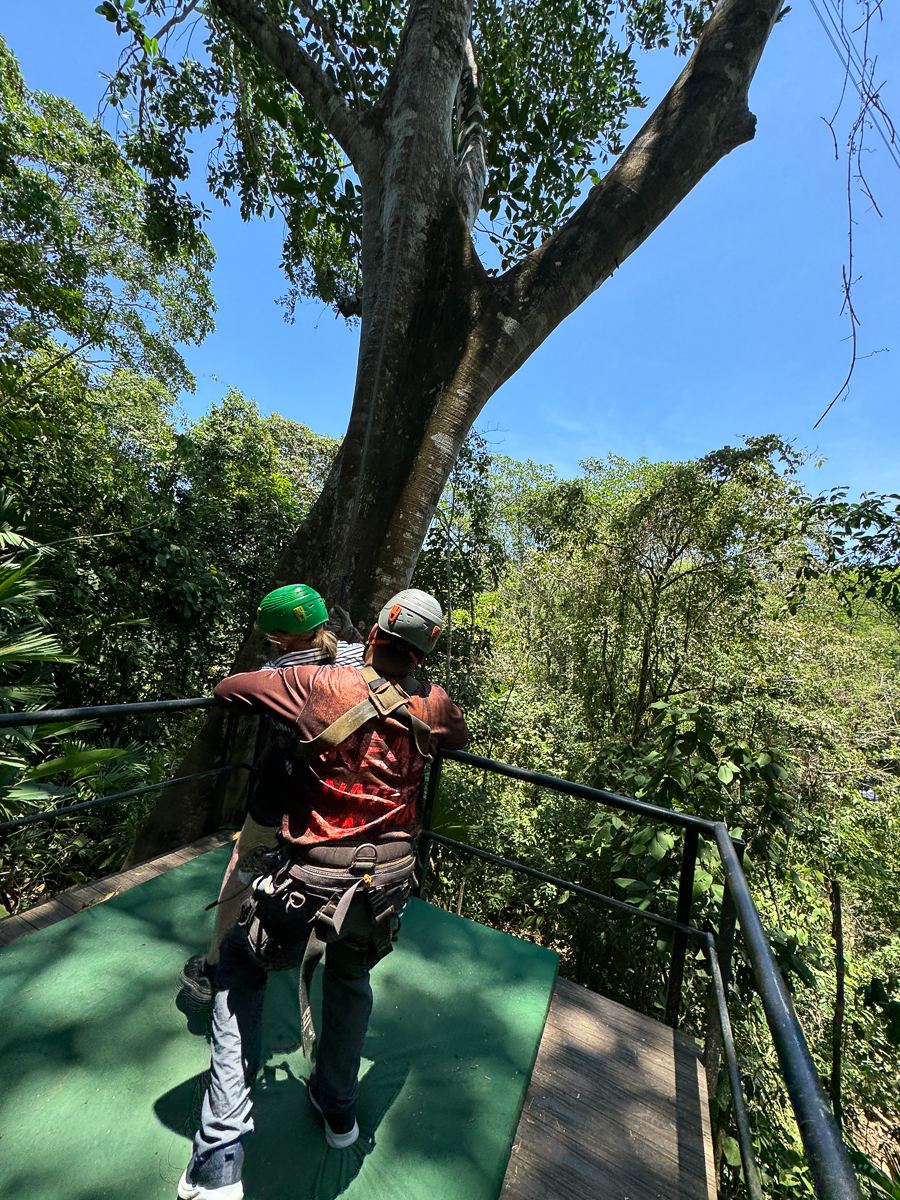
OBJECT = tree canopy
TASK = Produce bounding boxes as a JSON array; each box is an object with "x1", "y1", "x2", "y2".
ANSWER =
[
  {"x1": 100, "y1": 0, "x2": 716, "y2": 308},
  {"x1": 0, "y1": 33, "x2": 214, "y2": 401}
]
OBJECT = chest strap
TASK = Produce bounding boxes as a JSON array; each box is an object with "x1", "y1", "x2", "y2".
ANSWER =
[{"x1": 291, "y1": 664, "x2": 432, "y2": 760}]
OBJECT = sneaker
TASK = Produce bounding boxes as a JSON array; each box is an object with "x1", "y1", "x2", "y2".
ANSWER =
[
  {"x1": 176, "y1": 1171, "x2": 243, "y2": 1200},
  {"x1": 307, "y1": 1075, "x2": 359, "y2": 1149},
  {"x1": 177, "y1": 1142, "x2": 244, "y2": 1199},
  {"x1": 180, "y1": 956, "x2": 215, "y2": 1007}
]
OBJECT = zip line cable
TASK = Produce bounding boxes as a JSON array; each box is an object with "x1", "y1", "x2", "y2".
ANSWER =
[
  {"x1": 813, "y1": 0, "x2": 900, "y2": 171},
  {"x1": 807, "y1": 0, "x2": 900, "y2": 173}
]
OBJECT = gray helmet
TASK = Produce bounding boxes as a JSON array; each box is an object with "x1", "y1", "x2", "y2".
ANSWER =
[{"x1": 377, "y1": 589, "x2": 444, "y2": 655}]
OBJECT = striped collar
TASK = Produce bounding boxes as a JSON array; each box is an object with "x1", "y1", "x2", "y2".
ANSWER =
[{"x1": 264, "y1": 641, "x2": 366, "y2": 670}]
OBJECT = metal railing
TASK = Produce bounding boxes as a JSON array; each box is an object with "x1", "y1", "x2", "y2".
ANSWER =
[
  {"x1": 0, "y1": 701, "x2": 860, "y2": 1199},
  {"x1": 416, "y1": 750, "x2": 860, "y2": 1200},
  {"x1": 0, "y1": 697, "x2": 243, "y2": 833}
]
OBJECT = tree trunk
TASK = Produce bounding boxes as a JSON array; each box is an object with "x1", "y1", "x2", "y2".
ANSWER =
[{"x1": 126, "y1": 0, "x2": 784, "y2": 863}]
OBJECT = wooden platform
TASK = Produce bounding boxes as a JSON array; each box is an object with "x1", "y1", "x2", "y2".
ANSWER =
[
  {"x1": 502, "y1": 977, "x2": 717, "y2": 1200},
  {"x1": 2, "y1": 836, "x2": 717, "y2": 1200},
  {"x1": 0, "y1": 829, "x2": 236, "y2": 947}
]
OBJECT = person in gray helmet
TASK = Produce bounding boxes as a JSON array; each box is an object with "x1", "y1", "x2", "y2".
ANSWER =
[{"x1": 176, "y1": 589, "x2": 467, "y2": 1200}]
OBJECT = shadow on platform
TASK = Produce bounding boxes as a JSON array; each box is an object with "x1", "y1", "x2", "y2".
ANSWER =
[{"x1": 0, "y1": 845, "x2": 557, "y2": 1200}]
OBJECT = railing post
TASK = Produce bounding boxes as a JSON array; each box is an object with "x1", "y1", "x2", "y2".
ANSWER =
[
  {"x1": 413, "y1": 753, "x2": 443, "y2": 898},
  {"x1": 703, "y1": 840, "x2": 743, "y2": 1165},
  {"x1": 209, "y1": 710, "x2": 238, "y2": 833},
  {"x1": 705, "y1": 934, "x2": 765, "y2": 1200},
  {"x1": 715, "y1": 826, "x2": 861, "y2": 1200},
  {"x1": 665, "y1": 826, "x2": 699, "y2": 1027}
]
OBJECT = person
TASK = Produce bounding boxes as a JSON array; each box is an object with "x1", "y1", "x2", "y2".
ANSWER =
[
  {"x1": 180, "y1": 584, "x2": 367, "y2": 1007},
  {"x1": 177, "y1": 589, "x2": 468, "y2": 1200}
]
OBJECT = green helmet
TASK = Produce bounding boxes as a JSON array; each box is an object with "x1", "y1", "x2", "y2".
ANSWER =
[
  {"x1": 378, "y1": 589, "x2": 444, "y2": 655},
  {"x1": 257, "y1": 584, "x2": 329, "y2": 636}
]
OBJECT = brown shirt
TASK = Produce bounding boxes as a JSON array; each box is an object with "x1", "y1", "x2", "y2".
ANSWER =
[{"x1": 214, "y1": 664, "x2": 468, "y2": 845}]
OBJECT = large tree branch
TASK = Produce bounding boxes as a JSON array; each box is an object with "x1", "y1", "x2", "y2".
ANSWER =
[
  {"x1": 377, "y1": 0, "x2": 473, "y2": 125},
  {"x1": 455, "y1": 36, "x2": 487, "y2": 230},
  {"x1": 483, "y1": 0, "x2": 784, "y2": 384},
  {"x1": 213, "y1": 0, "x2": 372, "y2": 169}
]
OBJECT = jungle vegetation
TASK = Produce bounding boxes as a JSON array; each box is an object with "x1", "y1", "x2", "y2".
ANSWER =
[
  {"x1": 98, "y1": 0, "x2": 790, "y2": 857},
  {"x1": 0, "y1": 31, "x2": 898, "y2": 1200}
]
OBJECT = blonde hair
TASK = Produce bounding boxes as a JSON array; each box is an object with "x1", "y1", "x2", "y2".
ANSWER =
[{"x1": 309, "y1": 625, "x2": 338, "y2": 663}]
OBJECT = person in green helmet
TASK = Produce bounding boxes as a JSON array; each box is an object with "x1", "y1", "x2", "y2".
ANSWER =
[
  {"x1": 175, "y1": 589, "x2": 466, "y2": 1200},
  {"x1": 180, "y1": 584, "x2": 365, "y2": 1006}
]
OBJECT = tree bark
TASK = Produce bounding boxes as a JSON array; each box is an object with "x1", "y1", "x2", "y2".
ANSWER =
[{"x1": 127, "y1": 0, "x2": 784, "y2": 862}]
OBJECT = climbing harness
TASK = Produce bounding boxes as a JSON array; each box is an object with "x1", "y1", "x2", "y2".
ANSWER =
[
  {"x1": 289, "y1": 664, "x2": 433, "y2": 760},
  {"x1": 236, "y1": 664, "x2": 432, "y2": 1056},
  {"x1": 239, "y1": 839, "x2": 416, "y2": 1056}
]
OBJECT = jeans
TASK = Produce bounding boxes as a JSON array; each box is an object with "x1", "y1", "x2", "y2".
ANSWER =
[
  {"x1": 188, "y1": 890, "x2": 399, "y2": 1178},
  {"x1": 204, "y1": 816, "x2": 279, "y2": 967}
]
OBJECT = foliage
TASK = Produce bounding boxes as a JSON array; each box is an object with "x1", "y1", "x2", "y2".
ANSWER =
[
  {"x1": 0, "y1": 498, "x2": 153, "y2": 911},
  {"x1": 98, "y1": 0, "x2": 715, "y2": 307},
  {"x1": 798, "y1": 488, "x2": 900, "y2": 625},
  {"x1": 1, "y1": 363, "x2": 337, "y2": 710},
  {"x1": 0, "y1": 376, "x2": 336, "y2": 909},
  {"x1": 0, "y1": 36, "x2": 214, "y2": 400},
  {"x1": 414, "y1": 436, "x2": 900, "y2": 1198},
  {"x1": 414, "y1": 430, "x2": 506, "y2": 708}
]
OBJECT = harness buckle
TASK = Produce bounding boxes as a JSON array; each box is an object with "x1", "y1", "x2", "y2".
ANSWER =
[{"x1": 350, "y1": 843, "x2": 378, "y2": 875}]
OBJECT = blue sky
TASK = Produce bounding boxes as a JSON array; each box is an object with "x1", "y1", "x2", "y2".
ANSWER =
[{"x1": 4, "y1": 1, "x2": 898, "y2": 498}]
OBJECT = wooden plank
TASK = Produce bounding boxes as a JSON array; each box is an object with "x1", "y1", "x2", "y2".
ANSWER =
[
  {"x1": 0, "y1": 829, "x2": 235, "y2": 948},
  {"x1": 0, "y1": 912, "x2": 43, "y2": 947},
  {"x1": 502, "y1": 977, "x2": 717, "y2": 1200}
]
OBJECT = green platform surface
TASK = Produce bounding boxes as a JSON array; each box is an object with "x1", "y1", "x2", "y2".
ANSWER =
[{"x1": 0, "y1": 845, "x2": 557, "y2": 1200}]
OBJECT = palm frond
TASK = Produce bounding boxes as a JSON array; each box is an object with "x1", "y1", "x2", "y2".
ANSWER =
[{"x1": 0, "y1": 626, "x2": 76, "y2": 665}]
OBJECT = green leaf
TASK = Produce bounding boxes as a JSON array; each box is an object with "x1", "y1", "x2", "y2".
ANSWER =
[
  {"x1": 648, "y1": 835, "x2": 667, "y2": 860},
  {"x1": 722, "y1": 1137, "x2": 742, "y2": 1168},
  {"x1": 24, "y1": 747, "x2": 129, "y2": 781},
  {"x1": 279, "y1": 177, "x2": 307, "y2": 200},
  {"x1": 3, "y1": 782, "x2": 73, "y2": 803}
]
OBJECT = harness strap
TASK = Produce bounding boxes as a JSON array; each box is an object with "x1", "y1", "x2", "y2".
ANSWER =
[
  {"x1": 297, "y1": 879, "x2": 365, "y2": 1058},
  {"x1": 292, "y1": 844, "x2": 416, "y2": 1058},
  {"x1": 290, "y1": 665, "x2": 433, "y2": 760},
  {"x1": 299, "y1": 924, "x2": 327, "y2": 1057},
  {"x1": 291, "y1": 697, "x2": 377, "y2": 759}
]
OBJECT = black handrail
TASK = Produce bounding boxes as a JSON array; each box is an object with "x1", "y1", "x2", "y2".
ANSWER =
[
  {"x1": 0, "y1": 697, "x2": 234, "y2": 834},
  {"x1": 444, "y1": 748, "x2": 720, "y2": 832},
  {"x1": 426, "y1": 829, "x2": 706, "y2": 941},
  {"x1": 0, "y1": 766, "x2": 246, "y2": 833},
  {"x1": 0, "y1": 696, "x2": 220, "y2": 729},
  {"x1": 425, "y1": 750, "x2": 860, "y2": 1200},
  {"x1": 714, "y1": 828, "x2": 860, "y2": 1199}
]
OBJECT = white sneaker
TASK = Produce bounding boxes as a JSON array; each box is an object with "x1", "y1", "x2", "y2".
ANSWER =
[
  {"x1": 176, "y1": 1168, "x2": 244, "y2": 1199},
  {"x1": 307, "y1": 1081, "x2": 360, "y2": 1149}
]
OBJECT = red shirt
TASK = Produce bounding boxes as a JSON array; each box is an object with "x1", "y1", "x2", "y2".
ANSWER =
[{"x1": 214, "y1": 664, "x2": 468, "y2": 845}]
